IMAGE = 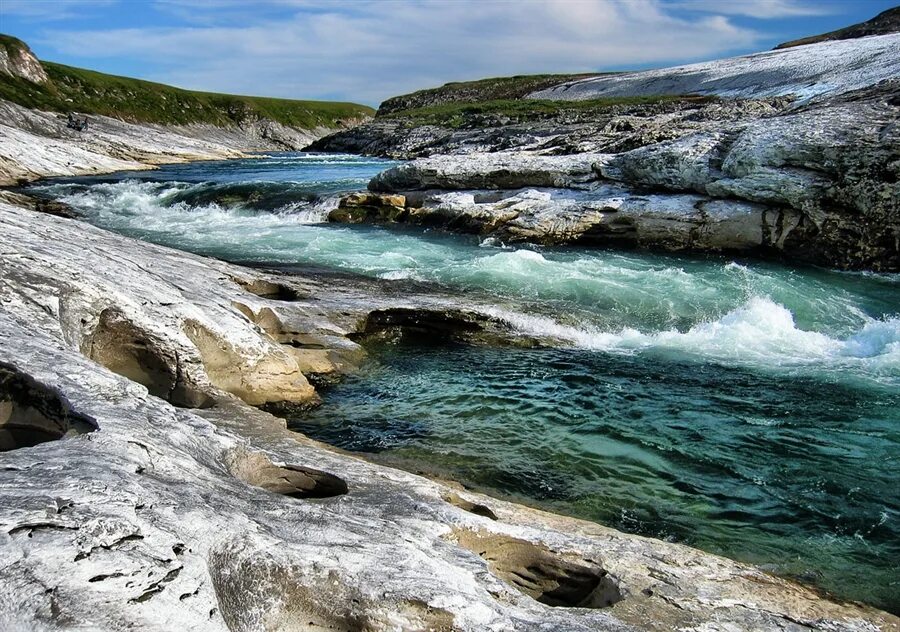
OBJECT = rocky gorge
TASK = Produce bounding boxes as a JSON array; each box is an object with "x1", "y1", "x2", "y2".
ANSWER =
[{"x1": 1, "y1": 14, "x2": 899, "y2": 632}]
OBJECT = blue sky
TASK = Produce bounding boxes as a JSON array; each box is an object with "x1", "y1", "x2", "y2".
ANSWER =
[{"x1": 0, "y1": 0, "x2": 896, "y2": 105}]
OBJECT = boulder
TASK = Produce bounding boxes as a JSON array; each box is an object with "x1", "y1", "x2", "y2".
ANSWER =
[{"x1": 369, "y1": 152, "x2": 608, "y2": 192}]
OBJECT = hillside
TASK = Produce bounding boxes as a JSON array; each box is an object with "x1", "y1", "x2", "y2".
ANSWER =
[
  {"x1": 775, "y1": 5, "x2": 900, "y2": 49},
  {"x1": 0, "y1": 34, "x2": 376, "y2": 184},
  {"x1": 376, "y1": 73, "x2": 600, "y2": 115},
  {"x1": 313, "y1": 30, "x2": 898, "y2": 158},
  {"x1": 0, "y1": 34, "x2": 373, "y2": 129}
]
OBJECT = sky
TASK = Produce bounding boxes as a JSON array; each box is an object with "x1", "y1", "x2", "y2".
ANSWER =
[{"x1": 0, "y1": 0, "x2": 897, "y2": 106}]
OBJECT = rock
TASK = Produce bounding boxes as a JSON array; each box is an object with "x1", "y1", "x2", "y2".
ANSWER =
[
  {"x1": 0, "y1": 199, "x2": 897, "y2": 631},
  {"x1": 596, "y1": 92, "x2": 900, "y2": 269},
  {"x1": 531, "y1": 33, "x2": 900, "y2": 103},
  {"x1": 0, "y1": 99, "x2": 349, "y2": 186},
  {"x1": 0, "y1": 35, "x2": 48, "y2": 84},
  {"x1": 369, "y1": 152, "x2": 608, "y2": 192},
  {"x1": 0, "y1": 361, "x2": 97, "y2": 451},
  {"x1": 0, "y1": 190, "x2": 78, "y2": 218},
  {"x1": 339, "y1": 185, "x2": 784, "y2": 255},
  {"x1": 309, "y1": 96, "x2": 788, "y2": 159},
  {"x1": 349, "y1": 77, "x2": 899, "y2": 270},
  {"x1": 0, "y1": 202, "x2": 321, "y2": 409},
  {"x1": 328, "y1": 192, "x2": 407, "y2": 223}
]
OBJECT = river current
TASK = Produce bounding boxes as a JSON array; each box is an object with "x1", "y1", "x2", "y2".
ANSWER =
[{"x1": 28, "y1": 153, "x2": 900, "y2": 612}]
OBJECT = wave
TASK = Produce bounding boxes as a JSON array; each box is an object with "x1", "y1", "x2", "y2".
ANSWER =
[
  {"x1": 487, "y1": 297, "x2": 900, "y2": 384},
  {"x1": 34, "y1": 178, "x2": 342, "y2": 224}
]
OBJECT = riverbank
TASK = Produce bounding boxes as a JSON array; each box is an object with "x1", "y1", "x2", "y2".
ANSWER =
[
  {"x1": 0, "y1": 34, "x2": 373, "y2": 185},
  {"x1": 1, "y1": 196, "x2": 898, "y2": 630},
  {"x1": 0, "y1": 97, "x2": 333, "y2": 185}
]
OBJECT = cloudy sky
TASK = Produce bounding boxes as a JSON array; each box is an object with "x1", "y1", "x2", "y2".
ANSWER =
[{"x1": 1, "y1": 0, "x2": 896, "y2": 105}]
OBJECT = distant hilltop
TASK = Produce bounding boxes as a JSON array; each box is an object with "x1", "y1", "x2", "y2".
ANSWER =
[
  {"x1": 775, "y1": 5, "x2": 900, "y2": 49},
  {"x1": 0, "y1": 33, "x2": 373, "y2": 133}
]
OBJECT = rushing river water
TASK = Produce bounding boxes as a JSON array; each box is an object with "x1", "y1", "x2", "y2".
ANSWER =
[{"x1": 29, "y1": 153, "x2": 900, "y2": 612}]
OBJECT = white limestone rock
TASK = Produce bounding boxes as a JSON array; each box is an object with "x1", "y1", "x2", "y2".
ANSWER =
[
  {"x1": 531, "y1": 33, "x2": 900, "y2": 103},
  {"x1": 369, "y1": 152, "x2": 611, "y2": 192}
]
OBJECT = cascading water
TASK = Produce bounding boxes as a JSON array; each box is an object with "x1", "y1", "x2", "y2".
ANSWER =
[{"x1": 28, "y1": 152, "x2": 900, "y2": 613}]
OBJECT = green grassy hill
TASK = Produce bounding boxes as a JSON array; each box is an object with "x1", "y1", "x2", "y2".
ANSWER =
[
  {"x1": 376, "y1": 73, "x2": 602, "y2": 115},
  {"x1": 371, "y1": 72, "x2": 717, "y2": 129},
  {"x1": 0, "y1": 34, "x2": 374, "y2": 129}
]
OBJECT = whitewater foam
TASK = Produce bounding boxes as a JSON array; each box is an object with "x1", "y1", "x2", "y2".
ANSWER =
[
  {"x1": 487, "y1": 297, "x2": 900, "y2": 385},
  {"x1": 28, "y1": 158, "x2": 900, "y2": 387}
]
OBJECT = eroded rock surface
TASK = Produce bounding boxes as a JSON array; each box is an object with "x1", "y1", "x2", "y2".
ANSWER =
[
  {"x1": 309, "y1": 95, "x2": 788, "y2": 159},
  {"x1": 370, "y1": 153, "x2": 606, "y2": 192},
  {"x1": 0, "y1": 99, "x2": 340, "y2": 186},
  {"x1": 0, "y1": 192, "x2": 898, "y2": 632},
  {"x1": 341, "y1": 80, "x2": 899, "y2": 270},
  {"x1": 532, "y1": 33, "x2": 900, "y2": 103}
]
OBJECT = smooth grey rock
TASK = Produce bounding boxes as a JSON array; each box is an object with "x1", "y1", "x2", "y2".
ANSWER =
[
  {"x1": 0, "y1": 99, "x2": 345, "y2": 185},
  {"x1": 370, "y1": 152, "x2": 610, "y2": 192},
  {"x1": 531, "y1": 33, "x2": 900, "y2": 103},
  {"x1": 343, "y1": 186, "x2": 784, "y2": 254}
]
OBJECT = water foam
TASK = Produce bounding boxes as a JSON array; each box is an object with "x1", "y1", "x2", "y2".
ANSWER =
[
  {"x1": 488, "y1": 297, "x2": 900, "y2": 384},
  {"x1": 39, "y1": 179, "x2": 337, "y2": 226},
  {"x1": 30, "y1": 165, "x2": 900, "y2": 387}
]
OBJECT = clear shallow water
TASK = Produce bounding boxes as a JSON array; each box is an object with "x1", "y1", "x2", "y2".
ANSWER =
[{"x1": 29, "y1": 153, "x2": 900, "y2": 612}]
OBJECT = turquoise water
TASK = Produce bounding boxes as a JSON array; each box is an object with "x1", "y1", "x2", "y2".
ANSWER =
[{"x1": 31, "y1": 153, "x2": 900, "y2": 612}]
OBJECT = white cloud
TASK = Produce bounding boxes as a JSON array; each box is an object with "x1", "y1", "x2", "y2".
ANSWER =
[
  {"x1": 0, "y1": 0, "x2": 117, "y2": 21},
  {"x1": 39, "y1": 0, "x2": 765, "y2": 105},
  {"x1": 673, "y1": 0, "x2": 841, "y2": 19}
]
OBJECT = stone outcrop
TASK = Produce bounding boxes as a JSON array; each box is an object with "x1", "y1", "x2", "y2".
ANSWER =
[
  {"x1": 1, "y1": 201, "x2": 897, "y2": 631},
  {"x1": 309, "y1": 95, "x2": 789, "y2": 159},
  {"x1": 370, "y1": 153, "x2": 606, "y2": 191},
  {"x1": 0, "y1": 98, "x2": 360, "y2": 186},
  {"x1": 329, "y1": 191, "x2": 407, "y2": 223},
  {"x1": 0, "y1": 99, "x2": 245, "y2": 185},
  {"x1": 0, "y1": 35, "x2": 48, "y2": 84},
  {"x1": 340, "y1": 186, "x2": 793, "y2": 255},
  {"x1": 531, "y1": 33, "x2": 900, "y2": 103},
  {"x1": 338, "y1": 78, "x2": 899, "y2": 270}
]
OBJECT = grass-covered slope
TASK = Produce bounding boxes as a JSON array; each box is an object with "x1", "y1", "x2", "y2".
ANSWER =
[
  {"x1": 0, "y1": 34, "x2": 27, "y2": 57},
  {"x1": 376, "y1": 73, "x2": 601, "y2": 115},
  {"x1": 373, "y1": 71, "x2": 718, "y2": 129},
  {"x1": 381, "y1": 94, "x2": 713, "y2": 128},
  {"x1": 0, "y1": 34, "x2": 374, "y2": 129}
]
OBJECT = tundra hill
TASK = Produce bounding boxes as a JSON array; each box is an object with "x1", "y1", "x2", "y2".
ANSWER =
[
  {"x1": 376, "y1": 73, "x2": 602, "y2": 116},
  {"x1": 775, "y1": 5, "x2": 900, "y2": 49},
  {"x1": 0, "y1": 34, "x2": 374, "y2": 130}
]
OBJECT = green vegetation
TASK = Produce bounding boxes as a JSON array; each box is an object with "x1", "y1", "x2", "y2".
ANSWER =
[
  {"x1": 0, "y1": 34, "x2": 374, "y2": 129},
  {"x1": 376, "y1": 73, "x2": 603, "y2": 115},
  {"x1": 383, "y1": 95, "x2": 715, "y2": 129},
  {"x1": 0, "y1": 34, "x2": 28, "y2": 56}
]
